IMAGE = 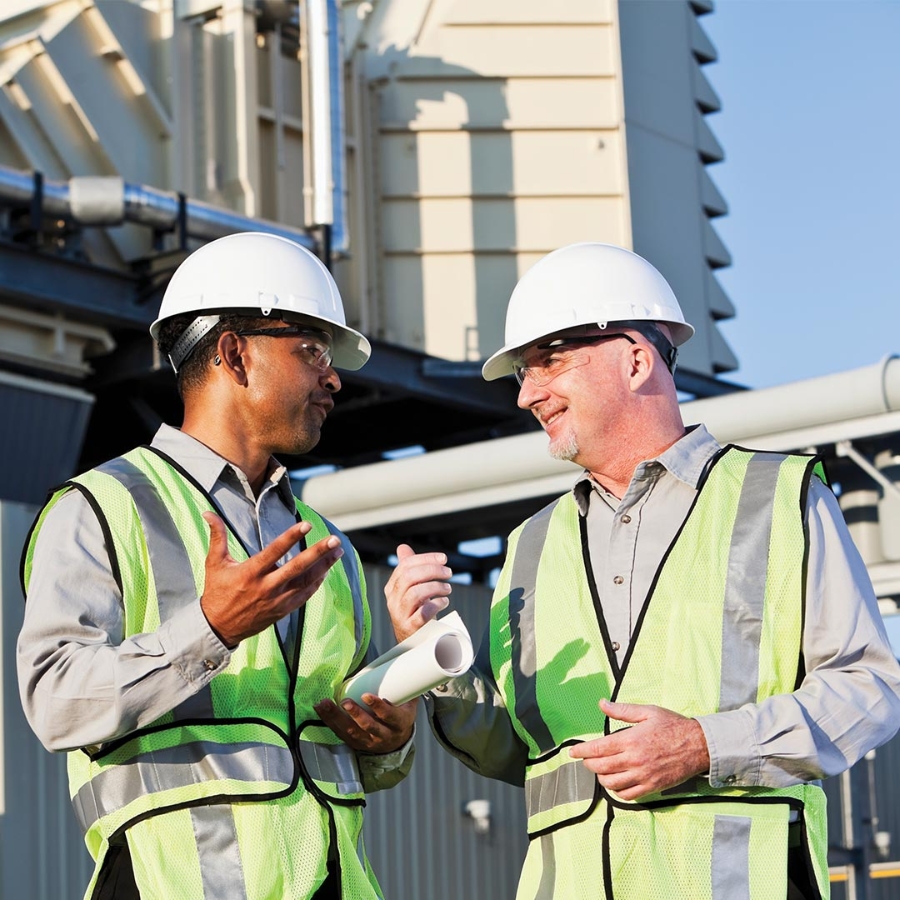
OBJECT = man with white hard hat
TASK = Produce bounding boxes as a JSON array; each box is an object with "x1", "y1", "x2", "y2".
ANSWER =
[
  {"x1": 386, "y1": 242, "x2": 900, "y2": 899},
  {"x1": 18, "y1": 232, "x2": 416, "y2": 900}
]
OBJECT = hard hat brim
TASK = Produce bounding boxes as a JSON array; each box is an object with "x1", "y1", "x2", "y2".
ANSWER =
[
  {"x1": 481, "y1": 319, "x2": 695, "y2": 382},
  {"x1": 150, "y1": 309, "x2": 372, "y2": 371}
]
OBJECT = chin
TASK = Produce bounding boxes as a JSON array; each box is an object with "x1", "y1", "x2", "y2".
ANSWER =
[{"x1": 548, "y1": 434, "x2": 580, "y2": 462}]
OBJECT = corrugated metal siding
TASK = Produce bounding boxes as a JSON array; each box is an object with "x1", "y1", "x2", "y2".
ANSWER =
[
  {"x1": 362, "y1": 563, "x2": 527, "y2": 900},
  {"x1": 1, "y1": 500, "x2": 92, "y2": 899},
  {"x1": 0, "y1": 377, "x2": 93, "y2": 505}
]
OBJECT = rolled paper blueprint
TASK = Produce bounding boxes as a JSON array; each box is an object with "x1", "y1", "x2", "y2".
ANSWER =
[{"x1": 340, "y1": 611, "x2": 474, "y2": 708}]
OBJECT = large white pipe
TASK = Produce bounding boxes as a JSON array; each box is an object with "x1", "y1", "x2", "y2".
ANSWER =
[{"x1": 301, "y1": 357, "x2": 900, "y2": 526}]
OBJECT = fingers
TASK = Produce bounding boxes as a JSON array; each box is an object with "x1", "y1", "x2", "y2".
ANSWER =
[
  {"x1": 203, "y1": 512, "x2": 230, "y2": 564},
  {"x1": 385, "y1": 544, "x2": 455, "y2": 642},
  {"x1": 314, "y1": 694, "x2": 417, "y2": 754},
  {"x1": 600, "y1": 698, "x2": 651, "y2": 725},
  {"x1": 252, "y1": 520, "x2": 316, "y2": 572},
  {"x1": 277, "y1": 533, "x2": 343, "y2": 581}
]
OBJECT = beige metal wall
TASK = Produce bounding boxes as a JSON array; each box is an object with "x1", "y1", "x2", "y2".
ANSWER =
[
  {"x1": 0, "y1": 0, "x2": 735, "y2": 378},
  {"x1": 348, "y1": 0, "x2": 735, "y2": 372},
  {"x1": 349, "y1": 0, "x2": 633, "y2": 362}
]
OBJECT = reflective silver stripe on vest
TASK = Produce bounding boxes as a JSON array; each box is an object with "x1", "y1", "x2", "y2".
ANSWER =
[
  {"x1": 190, "y1": 804, "x2": 249, "y2": 900},
  {"x1": 719, "y1": 453, "x2": 786, "y2": 711},
  {"x1": 711, "y1": 815, "x2": 751, "y2": 900},
  {"x1": 96, "y1": 457, "x2": 216, "y2": 722},
  {"x1": 299, "y1": 740, "x2": 363, "y2": 795},
  {"x1": 535, "y1": 832, "x2": 557, "y2": 900},
  {"x1": 72, "y1": 740, "x2": 294, "y2": 834},
  {"x1": 324, "y1": 520, "x2": 365, "y2": 659},
  {"x1": 509, "y1": 500, "x2": 558, "y2": 752},
  {"x1": 525, "y1": 756, "x2": 597, "y2": 818}
]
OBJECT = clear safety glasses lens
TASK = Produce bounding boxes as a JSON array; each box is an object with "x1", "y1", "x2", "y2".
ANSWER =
[
  {"x1": 234, "y1": 326, "x2": 334, "y2": 370},
  {"x1": 513, "y1": 333, "x2": 635, "y2": 387}
]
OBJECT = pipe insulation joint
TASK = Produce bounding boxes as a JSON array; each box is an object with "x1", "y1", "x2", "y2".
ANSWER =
[{"x1": 69, "y1": 176, "x2": 125, "y2": 226}]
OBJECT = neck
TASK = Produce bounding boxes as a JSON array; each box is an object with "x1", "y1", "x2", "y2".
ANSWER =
[
  {"x1": 587, "y1": 408, "x2": 686, "y2": 499},
  {"x1": 181, "y1": 404, "x2": 271, "y2": 496}
]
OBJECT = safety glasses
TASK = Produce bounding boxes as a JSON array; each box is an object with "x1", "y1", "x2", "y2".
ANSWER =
[
  {"x1": 234, "y1": 325, "x2": 334, "y2": 371},
  {"x1": 512, "y1": 334, "x2": 636, "y2": 387}
]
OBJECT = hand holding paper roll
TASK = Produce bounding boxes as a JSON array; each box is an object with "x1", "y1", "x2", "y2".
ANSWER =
[
  {"x1": 341, "y1": 611, "x2": 474, "y2": 708},
  {"x1": 384, "y1": 543, "x2": 454, "y2": 643}
]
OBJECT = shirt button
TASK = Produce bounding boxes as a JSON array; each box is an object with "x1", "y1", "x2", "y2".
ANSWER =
[
  {"x1": 611, "y1": 641, "x2": 621, "y2": 651},
  {"x1": 435, "y1": 683, "x2": 448, "y2": 693},
  {"x1": 613, "y1": 575, "x2": 624, "y2": 585},
  {"x1": 203, "y1": 659, "x2": 216, "y2": 671},
  {"x1": 621, "y1": 514, "x2": 632, "y2": 524},
  {"x1": 725, "y1": 775, "x2": 737, "y2": 785}
]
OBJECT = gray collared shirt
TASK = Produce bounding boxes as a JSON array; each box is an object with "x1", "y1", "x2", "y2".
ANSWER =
[
  {"x1": 17, "y1": 424, "x2": 411, "y2": 787},
  {"x1": 429, "y1": 424, "x2": 900, "y2": 788}
]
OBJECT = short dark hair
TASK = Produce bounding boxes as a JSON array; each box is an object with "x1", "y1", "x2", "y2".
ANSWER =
[{"x1": 156, "y1": 313, "x2": 274, "y2": 399}]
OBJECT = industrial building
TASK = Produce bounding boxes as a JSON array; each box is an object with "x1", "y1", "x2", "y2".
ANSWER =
[{"x1": 0, "y1": 0, "x2": 897, "y2": 897}]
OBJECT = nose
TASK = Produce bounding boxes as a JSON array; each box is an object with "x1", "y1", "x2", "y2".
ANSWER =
[
  {"x1": 516, "y1": 375, "x2": 547, "y2": 410},
  {"x1": 321, "y1": 366, "x2": 341, "y2": 393}
]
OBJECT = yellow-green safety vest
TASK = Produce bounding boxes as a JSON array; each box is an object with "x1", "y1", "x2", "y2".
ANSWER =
[
  {"x1": 22, "y1": 446, "x2": 382, "y2": 900},
  {"x1": 491, "y1": 447, "x2": 830, "y2": 900}
]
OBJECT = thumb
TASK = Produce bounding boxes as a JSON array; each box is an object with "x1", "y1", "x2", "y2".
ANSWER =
[
  {"x1": 396, "y1": 543, "x2": 415, "y2": 561},
  {"x1": 599, "y1": 698, "x2": 650, "y2": 725},
  {"x1": 203, "y1": 511, "x2": 229, "y2": 564}
]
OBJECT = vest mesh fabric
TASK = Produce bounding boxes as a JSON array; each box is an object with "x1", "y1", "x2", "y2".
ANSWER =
[
  {"x1": 27, "y1": 451, "x2": 381, "y2": 900},
  {"x1": 494, "y1": 448, "x2": 829, "y2": 900}
]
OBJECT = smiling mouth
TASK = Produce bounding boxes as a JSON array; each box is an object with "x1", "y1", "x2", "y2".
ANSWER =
[{"x1": 540, "y1": 408, "x2": 565, "y2": 428}]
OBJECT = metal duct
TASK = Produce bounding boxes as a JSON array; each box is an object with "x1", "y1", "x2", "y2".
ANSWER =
[
  {"x1": 305, "y1": 0, "x2": 348, "y2": 255},
  {"x1": 0, "y1": 164, "x2": 316, "y2": 249}
]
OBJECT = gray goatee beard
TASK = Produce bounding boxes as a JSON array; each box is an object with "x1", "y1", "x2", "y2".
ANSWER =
[{"x1": 548, "y1": 432, "x2": 579, "y2": 462}]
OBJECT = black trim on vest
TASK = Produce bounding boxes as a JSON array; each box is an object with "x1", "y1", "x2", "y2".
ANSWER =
[
  {"x1": 526, "y1": 738, "x2": 585, "y2": 767},
  {"x1": 142, "y1": 445, "x2": 255, "y2": 559},
  {"x1": 87, "y1": 714, "x2": 297, "y2": 761},
  {"x1": 295, "y1": 719, "x2": 367, "y2": 810},
  {"x1": 795, "y1": 455, "x2": 825, "y2": 692},
  {"x1": 428, "y1": 709, "x2": 486, "y2": 774},
  {"x1": 91, "y1": 834, "x2": 140, "y2": 900},
  {"x1": 725, "y1": 444, "x2": 821, "y2": 694},
  {"x1": 601, "y1": 786, "x2": 806, "y2": 814},
  {"x1": 597, "y1": 790, "x2": 815, "y2": 900},
  {"x1": 789, "y1": 810, "x2": 825, "y2": 900},
  {"x1": 608, "y1": 460, "x2": 711, "y2": 716},
  {"x1": 579, "y1": 513, "x2": 621, "y2": 681},
  {"x1": 20, "y1": 482, "x2": 125, "y2": 602},
  {"x1": 19, "y1": 484, "x2": 63, "y2": 599},
  {"x1": 601, "y1": 801, "x2": 615, "y2": 900}
]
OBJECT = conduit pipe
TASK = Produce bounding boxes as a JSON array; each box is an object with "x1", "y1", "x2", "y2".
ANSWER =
[
  {"x1": 0, "y1": 164, "x2": 316, "y2": 249},
  {"x1": 300, "y1": 356, "x2": 900, "y2": 529}
]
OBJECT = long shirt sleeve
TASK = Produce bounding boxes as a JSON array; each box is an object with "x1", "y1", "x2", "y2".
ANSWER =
[
  {"x1": 698, "y1": 478, "x2": 900, "y2": 787},
  {"x1": 17, "y1": 425, "x2": 412, "y2": 791},
  {"x1": 17, "y1": 488, "x2": 231, "y2": 750},
  {"x1": 428, "y1": 425, "x2": 900, "y2": 788}
]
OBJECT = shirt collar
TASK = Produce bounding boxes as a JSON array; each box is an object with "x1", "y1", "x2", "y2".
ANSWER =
[
  {"x1": 573, "y1": 424, "x2": 722, "y2": 514},
  {"x1": 150, "y1": 423, "x2": 294, "y2": 508}
]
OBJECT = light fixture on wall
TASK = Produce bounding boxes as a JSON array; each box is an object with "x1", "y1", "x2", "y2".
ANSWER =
[{"x1": 464, "y1": 799, "x2": 491, "y2": 835}]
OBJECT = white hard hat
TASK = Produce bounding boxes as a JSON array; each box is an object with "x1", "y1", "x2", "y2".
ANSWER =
[
  {"x1": 150, "y1": 231, "x2": 371, "y2": 371},
  {"x1": 482, "y1": 242, "x2": 694, "y2": 381}
]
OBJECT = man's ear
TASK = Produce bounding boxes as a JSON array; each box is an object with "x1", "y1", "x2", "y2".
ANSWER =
[
  {"x1": 217, "y1": 332, "x2": 249, "y2": 386},
  {"x1": 626, "y1": 341, "x2": 655, "y2": 391}
]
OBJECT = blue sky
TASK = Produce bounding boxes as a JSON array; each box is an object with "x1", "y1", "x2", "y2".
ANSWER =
[
  {"x1": 701, "y1": 0, "x2": 900, "y2": 390},
  {"x1": 702, "y1": 0, "x2": 900, "y2": 648}
]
